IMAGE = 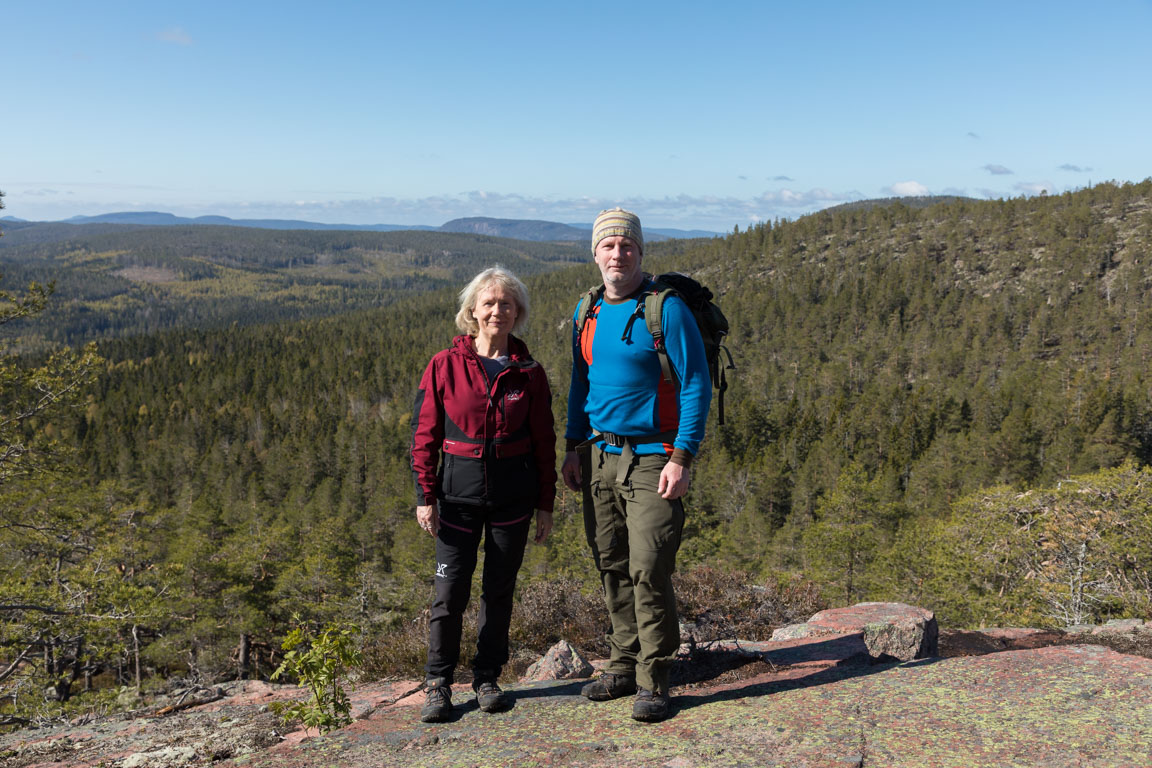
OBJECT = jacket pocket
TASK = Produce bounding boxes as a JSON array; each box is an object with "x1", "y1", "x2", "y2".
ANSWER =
[{"x1": 440, "y1": 454, "x2": 486, "y2": 503}]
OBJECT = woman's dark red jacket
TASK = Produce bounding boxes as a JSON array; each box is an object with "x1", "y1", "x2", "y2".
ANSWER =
[{"x1": 410, "y1": 334, "x2": 557, "y2": 512}]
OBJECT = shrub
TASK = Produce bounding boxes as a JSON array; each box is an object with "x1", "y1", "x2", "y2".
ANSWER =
[
  {"x1": 270, "y1": 620, "x2": 361, "y2": 734},
  {"x1": 359, "y1": 609, "x2": 434, "y2": 681},
  {"x1": 509, "y1": 577, "x2": 609, "y2": 659},
  {"x1": 675, "y1": 566, "x2": 826, "y2": 641}
]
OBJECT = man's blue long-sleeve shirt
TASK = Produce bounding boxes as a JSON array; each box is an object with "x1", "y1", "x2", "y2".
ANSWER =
[{"x1": 565, "y1": 285, "x2": 711, "y2": 457}]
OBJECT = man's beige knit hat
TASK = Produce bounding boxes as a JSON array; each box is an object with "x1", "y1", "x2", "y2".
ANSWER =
[{"x1": 591, "y1": 207, "x2": 643, "y2": 254}]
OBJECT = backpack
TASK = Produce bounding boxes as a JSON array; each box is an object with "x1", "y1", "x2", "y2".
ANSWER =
[{"x1": 575, "y1": 272, "x2": 735, "y2": 425}]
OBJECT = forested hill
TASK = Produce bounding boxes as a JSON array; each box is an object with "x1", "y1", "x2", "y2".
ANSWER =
[
  {"x1": 5, "y1": 180, "x2": 1152, "y2": 711},
  {"x1": 0, "y1": 225, "x2": 589, "y2": 347},
  {"x1": 678, "y1": 180, "x2": 1152, "y2": 500},
  {"x1": 67, "y1": 178, "x2": 1152, "y2": 581}
]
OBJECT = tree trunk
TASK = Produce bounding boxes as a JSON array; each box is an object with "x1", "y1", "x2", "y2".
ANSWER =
[
  {"x1": 238, "y1": 633, "x2": 251, "y2": 680},
  {"x1": 61, "y1": 635, "x2": 85, "y2": 703},
  {"x1": 132, "y1": 625, "x2": 141, "y2": 693}
]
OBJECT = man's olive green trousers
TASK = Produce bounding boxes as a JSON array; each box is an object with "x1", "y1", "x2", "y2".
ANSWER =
[{"x1": 582, "y1": 445, "x2": 684, "y2": 697}]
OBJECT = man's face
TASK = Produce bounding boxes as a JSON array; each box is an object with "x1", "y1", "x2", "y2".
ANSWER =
[{"x1": 593, "y1": 235, "x2": 643, "y2": 293}]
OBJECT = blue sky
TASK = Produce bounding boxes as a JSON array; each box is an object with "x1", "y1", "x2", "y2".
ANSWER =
[{"x1": 4, "y1": 0, "x2": 1151, "y2": 231}]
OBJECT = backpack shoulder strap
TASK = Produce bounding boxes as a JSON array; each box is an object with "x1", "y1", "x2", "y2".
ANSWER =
[
  {"x1": 575, "y1": 284, "x2": 604, "y2": 334},
  {"x1": 643, "y1": 285, "x2": 677, "y2": 385},
  {"x1": 574, "y1": 284, "x2": 606, "y2": 361}
]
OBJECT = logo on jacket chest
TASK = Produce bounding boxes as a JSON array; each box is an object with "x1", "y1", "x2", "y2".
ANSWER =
[{"x1": 504, "y1": 388, "x2": 524, "y2": 403}]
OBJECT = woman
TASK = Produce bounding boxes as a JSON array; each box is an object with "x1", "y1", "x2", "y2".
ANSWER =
[{"x1": 410, "y1": 266, "x2": 556, "y2": 723}]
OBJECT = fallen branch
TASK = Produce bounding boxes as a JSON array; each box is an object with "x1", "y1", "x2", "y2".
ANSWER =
[
  {"x1": 356, "y1": 682, "x2": 425, "y2": 721},
  {"x1": 153, "y1": 687, "x2": 223, "y2": 716}
]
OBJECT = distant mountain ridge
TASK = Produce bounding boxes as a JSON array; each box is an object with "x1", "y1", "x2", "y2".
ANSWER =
[
  {"x1": 25, "y1": 211, "x2": 722, "y2": 242},
  {"x1": 58, "y1": 211, "x2": 435, "y2": 232},
  {"x1": 440, "y1": 217, "x2": 589, "y2": 241}
]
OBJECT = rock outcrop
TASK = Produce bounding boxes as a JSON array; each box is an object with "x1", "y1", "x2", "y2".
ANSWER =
[
  {"x1": 772, "y1": 601, "x2": 939, "y2": 661},
  {"x1": 5, "y1": 607, "x2": 1152, "y2": 767}
]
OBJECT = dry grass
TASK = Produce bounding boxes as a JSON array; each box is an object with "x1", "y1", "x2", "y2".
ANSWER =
[
  {"x1": 359, "y1": 568, "x2": 826, "y2": 681},
  {"x1": 675, "y1": 567, "x2": 827, "y2": 642},
  {"x1": 359, "y1": 609, "x2": 433, "y2": 681}
]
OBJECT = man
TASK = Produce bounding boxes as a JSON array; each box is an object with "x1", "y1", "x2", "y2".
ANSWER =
[{"x1": 561, "y1": 207, "x2": 711, "y2": 722}]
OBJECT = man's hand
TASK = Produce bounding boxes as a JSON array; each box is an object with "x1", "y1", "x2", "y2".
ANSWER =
[
  {"x1": 416, "y1": 502, "x2": 439, "y2": 536},
  {"x1": 657, "y1": 461, "x2": 690, "y2": 500},
  {"x1": 561, "y1": 451, "x2": 582, "y2": 492},
  {"x1": 534, "y1": 510, "x2": 553, "y2": 544}
]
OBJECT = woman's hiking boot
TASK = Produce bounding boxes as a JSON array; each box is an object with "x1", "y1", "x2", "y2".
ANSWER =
[
  {"x1": 472, "y1": 679, "x2": 509, "y2": 712},
  {"x1": 580, "y1": 672, "x2": 637, "y2": 701},
  {"x1": 420, "y1": 677, "x2": 453, "y2": 723}
]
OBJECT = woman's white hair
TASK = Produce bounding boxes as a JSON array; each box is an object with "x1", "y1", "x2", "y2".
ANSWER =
[{"x1": 455, "y1": 266, "x2": 530, "y2": 336}]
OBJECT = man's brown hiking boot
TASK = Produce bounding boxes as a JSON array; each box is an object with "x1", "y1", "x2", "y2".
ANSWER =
[
  {"x1": 631, "y1": 688, "x2": 670, "y2": 722},
  {"x1": 580, "y1": 672, "x2": 637, "y2": 701}
]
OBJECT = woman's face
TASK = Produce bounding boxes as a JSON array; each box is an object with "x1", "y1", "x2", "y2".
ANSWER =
[{"x1": 472, "y1": 283, "x2": 519, "y2": 341}]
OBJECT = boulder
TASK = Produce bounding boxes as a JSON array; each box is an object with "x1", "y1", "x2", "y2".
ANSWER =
[
  {"x1": 520, "y1": 640, "x2": 593, "y2": 682},
  {"x1": 864, "y1": 617, "x2": 938, "y2": 662},
  {"x1": 773, "y1": 602, "x2": 938, "y2": 660}
]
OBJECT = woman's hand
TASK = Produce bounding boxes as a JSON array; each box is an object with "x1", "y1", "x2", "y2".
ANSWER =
[
  {"x1": 417, "y1": 502, "x2": 440, "y2": 537},
  {"x1": 533, "y1": 510, "x2": 553, "y2": 544}
]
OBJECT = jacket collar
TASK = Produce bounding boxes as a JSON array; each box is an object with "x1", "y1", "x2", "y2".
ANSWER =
[{"x1": 451, "y1": 334, "x2": 535, "y2": 367}]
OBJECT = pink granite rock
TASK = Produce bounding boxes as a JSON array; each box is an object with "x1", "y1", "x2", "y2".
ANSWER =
[
  {"x1": 10, "y1": 639, "x2": 1152, "y2": 766},
  {"x1": 864, "y1": 617, "x2": 938, "y2": 661},
  {"x1": 520, "y1": 640, "x2": 594, "y2": 682},
  {"x1": 773, "y1": 602, "x2": 939, "y2": 660}
]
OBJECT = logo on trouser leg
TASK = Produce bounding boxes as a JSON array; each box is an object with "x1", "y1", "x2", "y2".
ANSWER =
[{"x1": 435, "y1": 562, "x2": 448, "y2": 578}]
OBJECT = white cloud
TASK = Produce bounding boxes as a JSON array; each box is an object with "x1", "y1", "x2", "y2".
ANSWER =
[
  {"x1": 1014, "y1": 182, "x2": 1053, "y2": 196},
  {"x1": 983, "y1": 164, "x2": 1013, "y2": 175},
  {"x1": 886, "y1": 181, "x2": 930, "y2": 197},
  {"x1": 157, "y1": 26, "x2": 192, "y2": 45},
  {"x1": 1059, "y1": 164, "x2": 1092, "y2": 173}
]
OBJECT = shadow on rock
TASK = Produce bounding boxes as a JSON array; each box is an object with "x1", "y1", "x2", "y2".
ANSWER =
[{"x1": 673, "y1": 638, "x2": 948, "y2": 713}]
